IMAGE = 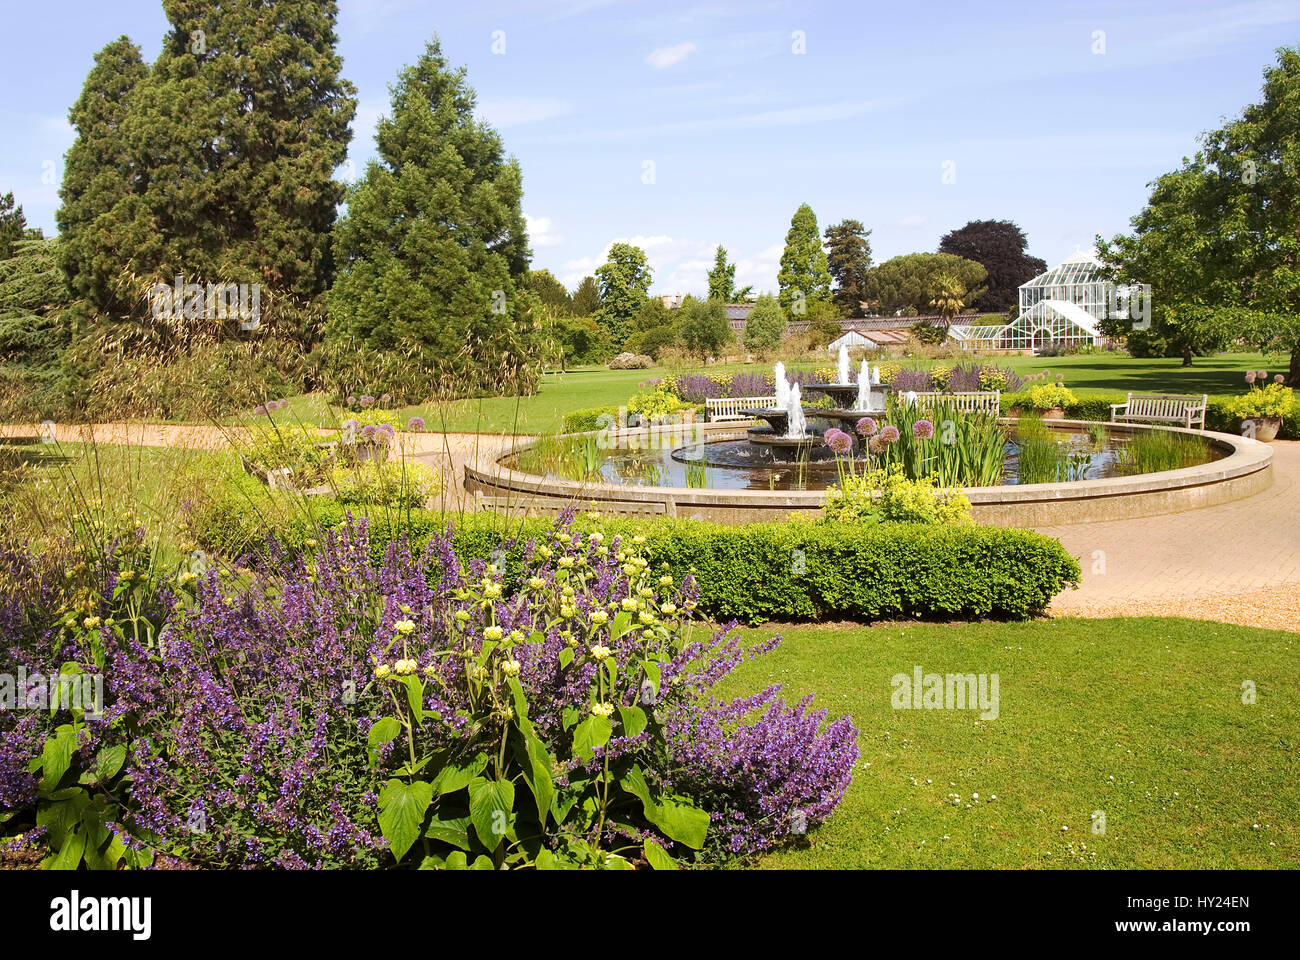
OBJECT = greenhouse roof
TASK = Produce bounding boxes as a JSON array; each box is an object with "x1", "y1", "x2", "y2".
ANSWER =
[{"x1": 1020, "y1": 249, "x2": 1105, "y2": 289}]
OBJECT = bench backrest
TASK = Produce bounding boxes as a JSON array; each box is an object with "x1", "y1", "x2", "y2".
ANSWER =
[
  {"x1": 910, "y1": 390, "x2": 1001, "y2": 414},
  {"x1": 704, "y1": 396, "x2": 774, "y2": 418},
  {"x1": 1126, "y1": 393, "x2": 1206, "y2": 415}
]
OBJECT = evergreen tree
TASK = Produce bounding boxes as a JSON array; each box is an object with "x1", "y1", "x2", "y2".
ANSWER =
[
  {"x1": 65, "y1": 2, "x2": 356, "y2": 342},
  {"x1": 706, "y1": 244, "x2": 736, "y2": 301},
  {"x1": 56, "y1": 36, "x2": 148, "y2": 306},
  {"x1": 327, "y1": 36, "x2": 539, "y2": 399},
  {"x1": 823, "y1": 219, "x2": 872, "y2": 317},
  {"x1": 742, "y1": 293, "x2": 787, "y2": 352},
  {"x1": 863, "y1": 253, "x2": 987, "y2": 315},
  {"x1": 529, "y1": 269, "x2": 572, "y2": 315},
  {"x1": 594, "y1": 243, "x2": 652, "y2": 348},
  {"x1": 0, "y1": 192, "x2": 28, "y2": 261},
  {"x1": 0, "y1": 237, "x2": 68, "y2": 367},
  {"x1": 938, "y1": 219, "x2": 1045, "y2": 312},
  {"x1": 571, "y1": 275, "x2": 602, "y2": 316},
  {"x1": 777, "y1": 203, "x2": 832, "y2": 318}
]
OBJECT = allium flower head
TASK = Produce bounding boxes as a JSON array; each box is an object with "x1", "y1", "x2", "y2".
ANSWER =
[
  {"x1": 407, "y1": 416, "x2": 425, "y2": 432},
  {"x1": 1245, "y1": 371, "x2": 1257, "y2": 384},
  {"x1": 346, "y1": 395, "x2": 357, "y2": 405},
  {"x1": 1258, "y1": 370, "x2": 1268, "y2": 380},
  {"x1": 359, "y1": 395, "x2": 375, "y2": 408},
  {"x1": 824, "y1": 428, "x2": 853, "y2": 455},
  {"x1": 913, "y1": 419, "x2": 935, "y2": 440},
  {"x1": 880, "y1": 425, "x2": 900, "y2": 443},
  {"x1": 1275, "y1": 374, "x2": 1286, "y2": 384},
  {"x1": 855, "y1": 417, "x2": 878, "y2": 437},
  {"x1": 380, "y1": 393, "x2": 391, "y2": 404},
  {"x1": 254, "y1": 405, "x2": 267, "y2": 416}
]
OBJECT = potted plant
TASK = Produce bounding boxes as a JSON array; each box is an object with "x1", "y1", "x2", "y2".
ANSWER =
[
  {"x1": 1229, "y1": 372, "x2": 1292, "y2": 441},
  {"x1": 1011, "y1": 383, "x2": 1077, "y2": 421}
]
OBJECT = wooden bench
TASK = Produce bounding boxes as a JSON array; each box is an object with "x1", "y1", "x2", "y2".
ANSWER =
[
  {"x1": 473, "y1": 491, "x2": 671, "y2": 518},
  {"x1": 704, "y1": 396, "x2": 775, "y2": 422},
  {"x1": 908, "y1": 390, "x2": 1001, "y2": 414},
  {"x1": 1110, "y1": 392, "x2": 1207, "y2": 430}
]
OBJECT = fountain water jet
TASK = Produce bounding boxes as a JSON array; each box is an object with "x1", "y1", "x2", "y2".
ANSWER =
[
  {"x1": 837, "y1": 344, "x2": 850, "y2": 384},
  {"x1": 773, "y1": 361, "x2": 789, "y2": 411},
  {"x1": 785, "y1": 383, "x2": 807, "y2": 439},
  {"x1": 855, "y1": 359, "x2": 871, "y2": 411}
]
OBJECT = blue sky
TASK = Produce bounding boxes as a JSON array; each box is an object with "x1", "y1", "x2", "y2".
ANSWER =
[{"x1": 1, "y1": 0, "x2": 1296, "y2": 295}]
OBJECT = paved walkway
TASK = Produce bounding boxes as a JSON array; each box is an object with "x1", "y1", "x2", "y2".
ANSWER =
[
  {"x1": 5, "y1": 423, "x2": 1297, "y2": 631},
  {"x1": 1042, "y1": 440, "x2": 1300, "y2": 631}
]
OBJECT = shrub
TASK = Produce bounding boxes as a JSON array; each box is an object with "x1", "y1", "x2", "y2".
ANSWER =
[
  {"x1": 1018, "y1": 383, "x2": 1077, "y2": 411},
  {"x1": 0, "y1": 517, "x2": 859, "y2": 869},
  {"x1": 608, "y1": 352, "x2": 654, "y2": 370},
  {"x1": 231, "y1": 510, "x2": 1081, "y2": 625},
  {"x1": 1224, "y1": 380, "x2": 1293, "y2": 420},
  {"x1": 562, "y1": 406, "x2": 621, "y2": 433},
  {"x1": 822, "y1": 465, "x2": 972, "y2": 525},
  {"x1": 327, "y1": 459, "x2": 441, "y2": 508}
]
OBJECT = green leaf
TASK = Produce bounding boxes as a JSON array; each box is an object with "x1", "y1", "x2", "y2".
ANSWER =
[
  {"x1": 650, "y1": 800, "x2": 710, "y2": 850},
  {"x1": 640, "y1": 659, "x2": 661, "y2": 699},
  {"x1": 506, "y1": 675, "x2": 529, "y2": 720},
  {"x1": 399, "y1": 675, "x2": 425, "y2": 724},
  {"x1": 424, "y1": 813, "x2": 472, "y2": 851},
  {"x1": 433, "y1": 752, "x2": 488, "y2": 795},
  {"x1": 468, "y1": 778, "x2": 515, "y2": 850},
  {"x1": 559, "y1": 647, "x2": 574, "y2": 670},
  {"x1": 377, "y1": 778, "x2": 433, "y2": 862},
  {"x1": 44, "y1": 827, "x2": 86, "y2": 871},
  {"x1": 561, "y1": 705, "x2": 580, "y2": 731},
  {"x1": 78, "y1": 745, "x2": 125, "y2": 786},
  {"x1": 367, "y1": 717, "x2": 401, "y2": 767},
  {"x1": 572, "y1": 713, "x2": 612, "y2": 762},
  {"x1": 524, "y1": 733, "x2": 556, "y2": 826},
  {"x1": 470, "y1": 855, "x2": 495, "y2": 870},
  {"x1": 643, "y1": 839, "x2": 678, "y2": 870},
  {"x1": 39, "y1": 726, "x2": 78, "y2": 790},
  {"x1": 618, "y1": 704, "x2": 647, "y2": 739}
]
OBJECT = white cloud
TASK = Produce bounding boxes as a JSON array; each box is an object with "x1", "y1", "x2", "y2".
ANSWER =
[
  {"x1": 525, "y1": 214, "x2": 564, "y2": 248},
  {"x1": 477, "y1": 98, "x2": 573, "y2": 128},
  {"x1": 646, "y1": 42, "x2": 698, "y2": 69}
]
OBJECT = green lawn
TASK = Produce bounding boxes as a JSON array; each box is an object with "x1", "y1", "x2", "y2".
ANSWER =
[
  {"x1": 268, "y1": 351, "x2": 1279, "y2": 435},
  {"x1": 725, "y1": 617, "x2": 1299, "y2": 869}
]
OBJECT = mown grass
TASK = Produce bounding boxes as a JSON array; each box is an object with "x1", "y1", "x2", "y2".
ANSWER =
[{"x1": 725, "y1": 617, "x2": 1299, "y2": 870}]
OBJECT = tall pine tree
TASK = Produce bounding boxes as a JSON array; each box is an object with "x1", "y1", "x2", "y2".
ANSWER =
[
  {"x1": 326, "y1": 36, "x2": 540, "y2": 399},
  {"x1": 777, "y1": 203, "x2": 832, "y2": 318},
  {"x1": 706, "y1": 245, "x2": 735, "y2": 301},
  {"x1": 823, "y1": 219, "x2": 872, "y2": 317}
]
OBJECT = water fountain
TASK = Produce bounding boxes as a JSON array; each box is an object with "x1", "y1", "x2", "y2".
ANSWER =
[{"x1": 805, "y1": 347, "x2": 887, "y2": 422}]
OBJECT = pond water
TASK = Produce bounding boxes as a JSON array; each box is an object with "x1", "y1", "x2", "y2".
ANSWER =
[{"x1": 503, "y1": 423, "x2": 1223, "y2": 492}]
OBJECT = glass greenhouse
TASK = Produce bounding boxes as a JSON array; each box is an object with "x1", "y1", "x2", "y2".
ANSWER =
[{"x1": 948, "y1": 249, "x2": 1112, "y2": 351}]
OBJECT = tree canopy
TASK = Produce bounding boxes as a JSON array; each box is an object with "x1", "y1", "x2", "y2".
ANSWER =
[
  {"x1": 706, "y1": 245, "x2": 736, "y2": 301},
  {"x1": 937, "y1": 219, "x2": 1044, "y2": 313},
  {"x1": 823, "y1": 218, "x2": 872, "y2": 317},
  {"x1": 326, "y1": 36, "x2": 539, "y2": 399},
  {"x1": 594, "y1": 243, "x2": 652, "y2": 348},
  {"x1": 863, "y1": 252, "x2": 986, "y2": 315},
  {"x1": 777, "y1": 203, "x2": 832, "y2": 318}
]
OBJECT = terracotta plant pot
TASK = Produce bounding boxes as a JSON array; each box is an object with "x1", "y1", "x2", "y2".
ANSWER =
[
  {"x1": 1242, "y1": 416, "x2": 1282, "y2": 442},
  {"x1": 1039, "y1": 407, "x2": 1067, "y2": 421}
]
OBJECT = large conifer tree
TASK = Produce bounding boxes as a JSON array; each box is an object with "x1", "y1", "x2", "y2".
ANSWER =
[
  {"x1": 326, "y1": 36, "x2": 540, "y2": 399},
  {"x1": 777, "y1": 203, "x2": 832, "y2": 318}
]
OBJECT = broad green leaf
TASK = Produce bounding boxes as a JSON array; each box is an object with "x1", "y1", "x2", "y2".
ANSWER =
[
  {"x1": 444, "y1": 850, "x2": 469, "y2": 870},
  {"x1": 377, "y1": 778, "x2": 433, "y2": 862},
  {"x1": 643, "y1": 839, "x2": 678, "y2": 870},
  {"x1": 603, "y1": 854, "x2": 634, "y2": 870},
  {"x1": 649, "y1": 800, "x2": 709, "y2": 850},
  {"x1": 424, "y1": 813, "x2": 472, "y2": 851},
  {"x1": 506, "y1": 675, "x2": 529, "y2": 720},
  {"x1": 39, "y1": 727, "x2": 78, "y2": 790},
  {"x1": 468, "y1": 778, "x2": 515, "y2": 850},
  {"x1": 45, "y1": 827, "x2": 86, "y2": 871},
  {"x1": 572, "y1": 714, "x2": 612, "y2": 762},
  {"x1": 367, "y1": 717, "x2": 401, "y2": 767},
  {"x1": 640, "y1": 660, "x2": 661, "y2": 699},
  {"x1": 36, "y1": 789, "x2": 88, "y2": 850},
  {"x1": 558, "y1": 647, "x2": 574, "y2": 670},
  {"x1": 399, "y1": 675, "x2": 425, "y2": 724},
  {"x1": 561, "y1": 705, "x2": 580, "y2": 731},
  {"x1": 611, "y1": 610, "x2": 632, "y2": 639},
  {"x1": 433, "y1": 752, "x2": 488, "y2": 795},
  {"x1": 618, "y1": 705, "x2": 647, "y2": 739},
  {"x1": 470, "y1": 855, "x2": 495, "y2": 870},
  {"x1": 524, "y1": 733, "x2": 555, "y2": 826},
  {"x1": 79, "y1": 745, "x2": 125, "y2": 785}
]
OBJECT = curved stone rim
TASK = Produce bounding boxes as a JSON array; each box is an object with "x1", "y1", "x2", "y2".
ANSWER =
[{"x1": 464, "y1": 418, "x2": 1273, "y2": 510}]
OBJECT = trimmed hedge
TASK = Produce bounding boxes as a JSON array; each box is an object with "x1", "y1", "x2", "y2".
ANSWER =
[
  {"x1": 234, "y1": 506, "x2": 1081, "y2": 625},
  {"x1": 561, "y1": 405, "x2": 621, "y2": 433},
  {"x1": 1001, "y1": 389, "x2": 1299, "y2": 439}
]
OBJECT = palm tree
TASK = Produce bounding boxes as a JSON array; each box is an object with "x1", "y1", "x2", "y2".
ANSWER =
[{"x1": 929, "y1": 273, "x2": 966, "y2": 334}]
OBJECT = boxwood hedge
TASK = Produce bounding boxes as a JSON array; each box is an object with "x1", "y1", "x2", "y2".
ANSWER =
[{"x1": 232, "y1": 505, "x2": 1081, "y2": 625}]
